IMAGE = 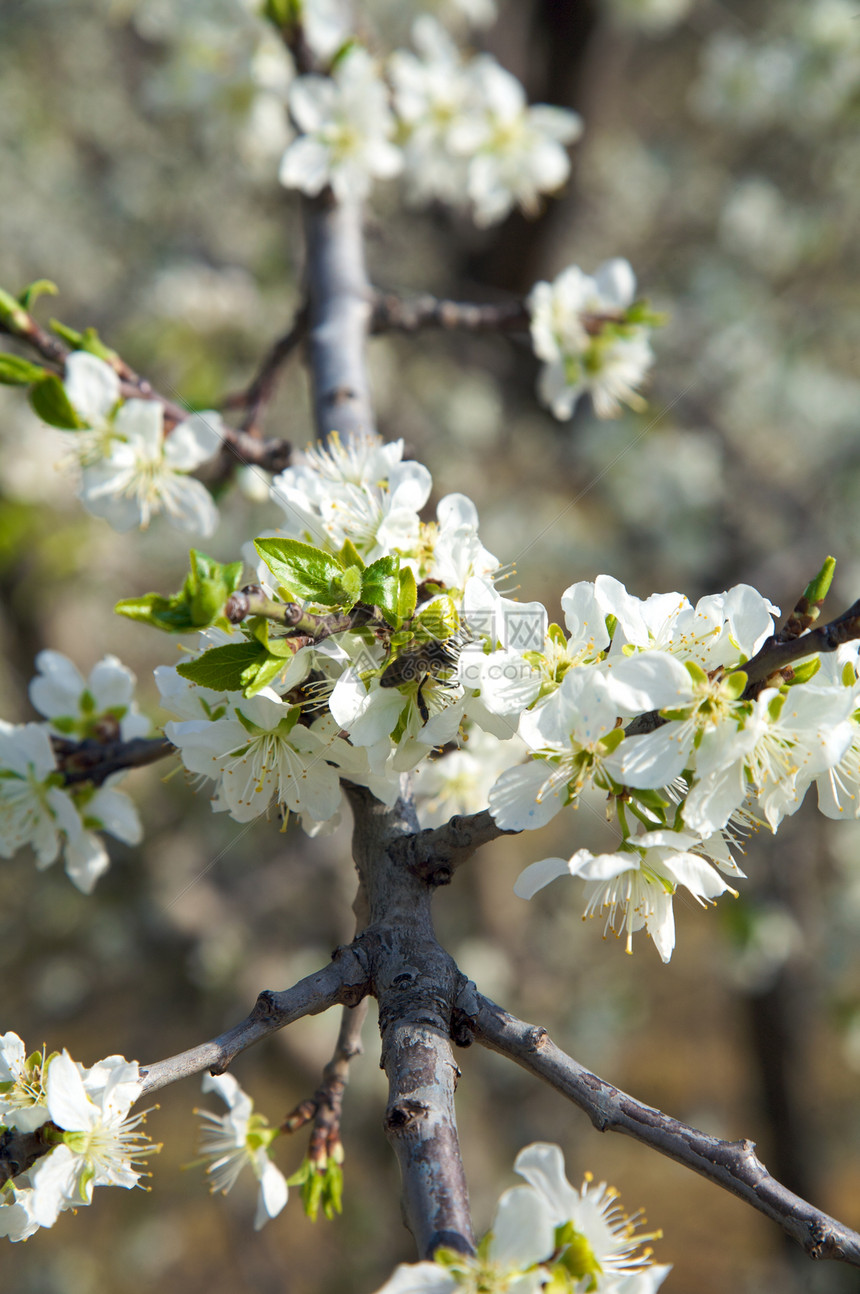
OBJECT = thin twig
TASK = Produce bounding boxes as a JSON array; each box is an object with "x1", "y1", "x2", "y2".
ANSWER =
[
  {"x1": 292, "y1": 999, "x2": 370, "y2": 1186},
  {"x1": 2, "y1": 304, "x2": 291, "y2": 473},
  {"x1": 224, "y1": 305, "x2": 309, "y2": 436},
  {"x1": 52, "y1": 735, "x2": 175, "y2": 786},
  {"x1": 139, "y1": 949, "x2": 370, "y2": 1097},
  {"x1": 372, "y1": 292, "x2": 529, "y2": 336},
  {"x1": 463, "y1": 991, "x2": 860, "y2": 1268},
  {"x1": 740, "y1": 597, "x2": 860, "y2": 687}
]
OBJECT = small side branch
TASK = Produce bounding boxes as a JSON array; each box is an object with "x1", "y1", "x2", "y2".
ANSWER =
[
  {"x1": 372, "y1": 292, "x2": 529, "y2": 337},
  {"x1": 741, "y1": 597, "x2": 860, "y2": 687},
  {"x1": 1, "y1": 303, "x2": 291, "y2": 473},
  {"x1": 52, "y1": 735, "x2": 175, "y2": 786},
  {"x1": 283, "y1": 999, "x2": 369, "y2": 1165},
  {"x1": 140, "y1": 950, "x2": 370, "y2": 1097},
  {"x1": 225, "y1": 305, "x2": 309, "y2": 436},
  {"x1": 392, "y1": 810, "x2": 519, "y2": 885},
  {"x1": 466, "y1": 994, "x2": 860, "y2": 1268}
]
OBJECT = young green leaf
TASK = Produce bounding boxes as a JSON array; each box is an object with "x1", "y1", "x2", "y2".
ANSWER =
[
  {"x1": 115, "y1": 550, "x2": 244, "y2": 632},
  {"x1": 397, "y1": 566, "x2": 417, "y2": 623},
  {"x1": 255, "y1": 537, "x2": 346, "y2": 604},
  {"x1": 361, "y1": 556, "x2": 401, "y2": 626},
  {"x1": 177, "y1": 641, "x2": 268, "y2": 692},
  {"x1": 337, "y1": 537, "x2": 365, "y2": 570},
  {"x1": 50, "y1": 320, "x2": 118, "y2": 363},
  {"x1": 29, "y1": 375, "x2": 83, "y2": 429},
  {"x1": 18, "y1": 279, "x2": 58, "y2": 310},
  {"x1": 0, "y1": 287, "x2": 30, "y2": 331},
  {"x1": 0, "y1": 354, "x2": 47, "y2": 386}
]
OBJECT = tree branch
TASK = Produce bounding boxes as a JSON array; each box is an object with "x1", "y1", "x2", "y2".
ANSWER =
[
  {"x1": 139, "y1": 949, "x2": 370, "y2": 1097},
  {"x1": 224, "y1": 305, "x2": 309, "y2": 436},
  {"x1": 463, "y1": 992, "x2": 860, "y2": 1268},
  {"x1": 303, "y1": 194, "x2": 376, "y2": 441},
  {"x1": 283, "y1": 999, "x2": 369, "y2": 1170},
  {"x1": 52, "y1": 735, "x2": 175, "y2": 786},
  {"x1": 392, "y1": 810, "x2": 519, "y2": 886},
  {"x1": 1, "y1": 303, "x2": 291, "y2": 473},
  {"x1": 372, "y1": 292, "x2": 529, "y2": 337},
  {"x1": 739, "y1": 597, "x2": 860, "y2": 687}
]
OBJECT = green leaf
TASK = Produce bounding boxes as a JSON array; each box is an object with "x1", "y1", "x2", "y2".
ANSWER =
[
  {"x1": 361, "y1": 556, "x2": 401, "y2": 626},
  {"x1": 0, "y1": 287, "x2": 29, "y2": 331},
  {"x1": 397, "y1": 566, "x2": 417, "y2": 623},
  {"x1": 803, "y1": 556, "x2": 836, "y2": 608},
  {"x1": 787, "y1": 658, "x2": 821, "y2": 686},
  {"x1": 49, "y1": 320, "x2": 118, "y2": 362},
  {"x1": 337, "y1": 537, "x2": 364, "y2": 570},
  {"x1": 0, "y1": 353, "x2": 47, "y2": 386},
  {"x1": 336, "y1": 564, "x2": 362, "y2": 608},
  {"x1": 29, "y1": 375, "x2": 83, "y2": 429},
  {"x1": 19, "y1": 279, "x2": 58, "y2": 310},
  {"x1": 243, "y1": 653, "x2": 288, "y2": 696},
  {"x1": 115, "y1": 550, "x2": 244, "y2": 633},
  {"x1": 177, "y1": 642, "x2": 267, "y2": 692},
  {"x1": 254, "y1": 538, "x2": 345, "y2": 604}
]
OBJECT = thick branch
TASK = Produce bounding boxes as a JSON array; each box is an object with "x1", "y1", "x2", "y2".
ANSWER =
[
  {"x1": 139, "y1": 950, "x2": 369, "y2": 1097},
  {"x1": 348, "y1": 789, "x2": 474, "y2": 1258},
  {"x1": 465, "y1": 994, "x2": 860, "y2": 1268},
  {"x1": 303, "y1": 194, "x2": 375, "y2": 440},
  {"x1": 392, "y1": 810, "x2": 519, "y2": 885},
  {"x1": 372, "y1": 293, "x2": 529, "y2": 337}
]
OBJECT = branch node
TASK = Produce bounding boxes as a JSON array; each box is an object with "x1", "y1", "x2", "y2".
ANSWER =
[{"x1": 385, "y1": 1098, "x2": 429, "y2": 1131}]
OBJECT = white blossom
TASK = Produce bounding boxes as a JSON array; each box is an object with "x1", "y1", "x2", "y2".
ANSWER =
[
  {"x1": 515, "y1": 829, "x2": 737, "y2": 962},
  {"x1": 25, "y1": 1050, "x2": 155, "y2": 1228},
  {"x1": 165, "y1": 690, "x2": 347, "y2": 825},
  {"x1": 0, "y1": 722, "x2": 76, "y2": 868},
  {"x1": 271, "y1": 432, "x2": 431, "y2": 561},
  {"x1": 196, "y1": 1072, "x2": 288, "y2": 1231},
  {"x1": 29, "y1": 650, "x2": 151, "y2": 742},
  {"x1": 373, "y1": 1184, "x2": 554, "y2": 1294},
  {"x1": 514, "y1": 1142, "x2": 671, "y2": 1289},
  {"x1": 529, "y1": 260, "x2": 656, "y2": 419},
  {"x1": 0, "y1": 1033, "x2": 51, "y2": 1133},
  {"x1": 389, "y1": 18, "x2": 477, "y2": 208},
  {"x1": 0, "y1": 720, "x2": 141, "y2": 893},
  {"x1": 449, "y1": 56, "x2": 583, "y2": 226},
  {"x1": 279, "y1": 47, "x2": 402, "y2": 202},
  {"x1": 488, "y1": 668, "x2": 622, "y2": 831},
  {"x1": 62, "y1": 354, "x2": 222, "y2": 534}
]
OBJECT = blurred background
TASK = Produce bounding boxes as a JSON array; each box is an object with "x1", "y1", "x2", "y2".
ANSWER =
[{"x1": 1, "y1": 1, "x2": 859, "y2": 1291}]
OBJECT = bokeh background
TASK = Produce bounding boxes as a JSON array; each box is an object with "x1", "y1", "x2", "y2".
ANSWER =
[{"x1": 1, "y1": 1, "x2": 859, "y2": 1291}]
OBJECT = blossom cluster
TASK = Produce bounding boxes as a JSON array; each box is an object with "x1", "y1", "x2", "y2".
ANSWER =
[
  {"x1": 59, "y1": 351, "x2": 223, "y2": 535},
  {"x1": 372, "y1": 1141, "x2": 670, "y2": 1294},
  {"x1": 153, "y1": 432, "x2": 860, "y2": 963},
  {"x1": 0, "y1": 1033, "x2": 156, "y2": 1241},
  {"x1": 528, "y1": 259, "x2": 660, "y2": 420},
  {"x1": 279, "y1": 18, "x2": 583, "y2": 226},
  {"x1": 0, "y1": 650, "x2": 146, "y2": 892}
]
